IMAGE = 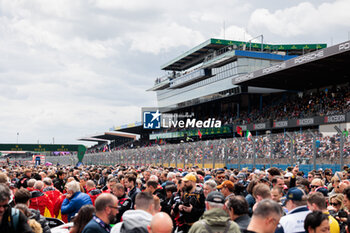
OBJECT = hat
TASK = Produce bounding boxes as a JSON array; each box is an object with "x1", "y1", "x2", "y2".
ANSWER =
[
  {"x1": 206, "y1": 191, "x2": 225, "y2": 204},
  {"x1": 284, "y1": 172, "x2": 293, "y2": 178},
  {"x1": 182, "y1": 174, "x2": 196, "y2": 182},
  {"x1": 315, "y1": 187, "x2": 328, "y2": 197},
  {"x1": 204, "y1": 175, "x2": 212, "y2": 182},
  {"x1": 217, "y1": 180, "x2": 234, "y2": 190},
  {"x1": 282, "y1": 187, "x2": 305, "y2": 206},
  {"x1": 237, "y1": 173, "x2": 246, "y2": 179}
]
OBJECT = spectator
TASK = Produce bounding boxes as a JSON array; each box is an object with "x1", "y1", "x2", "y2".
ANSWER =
[
  {"x1": 304, "y1": 211, "x2": 330, "y2": 233},
  {"x1": 111, "y1": 192, "x2": 155, "y2": 233},
  {"x1": 111, "y1": 183, "x2": 132, "y2": 223},
  {"x1": 14, "y1": 188, "x2": 51, "y2": 233},
  {"x1": 19, "y1": 169, "x2": 32, "y2": 189},
  {"x1": 275, "y1": 187, "x2": 310, "y2": 233},
  {"x1": 226, "y1": 195, "x2": 251, "y2": 232},
  {"x1": 146, "y1": 180, "x2": 166, "y2": 211},
  {"x1": 271, "y1": 187, "x2": 283, "y2": 204},
  {"x1": 246, "y1": 199, "x2": 283, "y2": 233},
  {"x1": 328, "y1": 194, "x2": 345, "y2": 216},
  {"x1": 307, "y1": 192, "x2": 339, "y2": 233},
  {"x1": 147, "y1": 212, "x2": 173, "y2": 233},
  {"x1": 61, "y1": 181, "x2": 92, "y2": 222},
  {"x1": 189, "y1": 191, "x2": 240, "y2": 233},
  {"x1": 86, "y1": 180, "x2": 102, "y2": 206},
  {"x1": 217, "y1": 180, "x2": 235, "y2": 201},
  {"x1": 15, "y1": 203, "x2": 43, "y2": 233},
  {"x1": 29, "y1": 181, "x2": 54, "y2": 218},
  {"x1": 124, "y1": 174, "x2": 141, "y2": 209},
  {"x1": 215, "y1": 170, "x2": 226, "y2": 185},
  {"x1": 82, "y1": 193, "x2": 119, "y2": 233},
  {"x1": 53, "y1": 170, "x2": 66, "y2": 193},
  {"x1": 42, "y1": 178, "x2": 61, "y2": 207},
  {"x1": 203, "y1": 180, "x2": 217, "y2": 198},
  {"x1": 70, "y1": 204, "x2": 95, "y2": 233},
  {"x1": 178, "y1": 173, "x2": 205, "y2": 233},
  {"x1": 0, "y1": 184, "x2": 33, "y2": 233}
]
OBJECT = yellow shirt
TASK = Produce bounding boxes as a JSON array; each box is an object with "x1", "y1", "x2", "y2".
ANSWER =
[{"x1": 324, "y1": 211, "x2": 340, "y2": 233}]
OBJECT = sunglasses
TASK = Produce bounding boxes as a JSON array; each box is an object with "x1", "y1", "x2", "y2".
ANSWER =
[
  {"x1": 330, "y1": 202, "x2": 340, "y2": 206},
  {"x1": 217, "y1": 176, "x2": 225, "y2": 179},
  {"x1": 310, "y1": 185, "x2": 319, "y2": 189},
  {"x1": 0, "y1": 204, "x2": 9, "y2": 209}
]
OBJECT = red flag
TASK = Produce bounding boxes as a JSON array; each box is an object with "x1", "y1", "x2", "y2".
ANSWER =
[
  {"x1": 198, "y1": 129, "x2": 202, "y2": 139},
  {"x1": 236, "y1": 126, "x2": 243, "y2": 137}
]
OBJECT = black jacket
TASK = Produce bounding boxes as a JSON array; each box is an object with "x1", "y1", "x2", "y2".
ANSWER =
[
  {"x1": 128, "y1": 186, "x2": 141, "y2": 209},
  {"x1": 0, "y1": 206, "x2": 33, "y2": 233},
  {"x1": 116, "y1": 194, "x2": 132, "y2": 223},
  {"x1": 30, "y1": 208, "x2": 51, "y2": 233},
  {"x1": 181, "y1": 187, "x2": 205, "y2": 224},
  {"x1": 53, "y1": 178, "x2": 65, "y2": 193}
]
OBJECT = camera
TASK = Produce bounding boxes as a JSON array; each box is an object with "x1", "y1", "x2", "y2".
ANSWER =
[{"x1": 337, "y1": 210, "x2": 348, "y2": 218}]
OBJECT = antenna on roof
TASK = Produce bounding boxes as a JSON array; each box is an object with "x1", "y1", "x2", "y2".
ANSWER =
[{"x1": 223, "y1": 20, "x2": 226, "y2": 39}]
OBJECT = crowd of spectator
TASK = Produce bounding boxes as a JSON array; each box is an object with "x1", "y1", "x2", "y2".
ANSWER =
[
  {"x1": 221, "y1": 85, "x2": 350, "y2": 125},
  {"x1": 80, "y1": 131, "x2": 350, "y2": 168},
  {"x1": 2, "y1": 163, "x2": 350, "y2": 233}
]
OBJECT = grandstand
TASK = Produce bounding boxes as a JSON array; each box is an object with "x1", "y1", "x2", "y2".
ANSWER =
[
  {"x1": 139, "y1": 38, "x2": 350, "y2": 143},
  {"x1": 71, "y1": 38, "x2": 350, "y2": 170}
]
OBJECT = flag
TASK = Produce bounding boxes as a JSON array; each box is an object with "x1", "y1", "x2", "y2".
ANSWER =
[
  {"x1": 236, "y1": 126, "x2": 243, "y2": 137},
  {"x1": 198, "y1": 129, "x2": 202, "y2": 139},
  {"x1": 246, "y1": 130, "x2": 252, "y2": 141}
]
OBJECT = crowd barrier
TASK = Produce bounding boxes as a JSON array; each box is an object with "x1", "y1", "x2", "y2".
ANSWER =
[{"x1": 44, "y1": 131, "x2": 350, "y2": 173}]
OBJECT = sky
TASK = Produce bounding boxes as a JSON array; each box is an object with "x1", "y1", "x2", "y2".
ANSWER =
[{"x1": 0, "y1": 0, "x2": 349, "y2": 145}]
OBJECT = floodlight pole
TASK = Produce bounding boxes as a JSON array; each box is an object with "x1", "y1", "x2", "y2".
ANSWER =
[
  {"x1": 253, "y1": 137, "x2": 256, "y2": 169},
  {"x1": 334, "y1": 126, "x2": 344, "y2": 170},
  {"x1": 270, "y1": 134, "x2": 273, "y2": 168},
  {"x1": 286, "y1": 132, "x2": 294, "y2": 165},
  {"x1": 308, "y1": 130, "x2": 317, "y2": 170}
]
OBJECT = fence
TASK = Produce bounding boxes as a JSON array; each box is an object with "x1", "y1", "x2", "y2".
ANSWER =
[{"x1": 45, "y1": 131, "x2": 350, "y2": 173}]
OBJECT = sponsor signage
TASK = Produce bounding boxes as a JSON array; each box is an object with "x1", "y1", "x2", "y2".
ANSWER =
[
  {"x1": 273, "y1": 121, "x2": 288, "y2": 128},
  {"x1": 297, "y1": 118, "x2": 314, "y2": 126},
  {"x1": 232, "y1": 40, "x2": 350, "y2": 85},
  {"x1": 233, "y1": 113, "x2": 350, "y2": 132},
  {"x1": 324, "y1": 114, "x2": 346, "y2": 123},
  {"x1": 253, "y1": 123, "x2": 266, "y2": 130}
]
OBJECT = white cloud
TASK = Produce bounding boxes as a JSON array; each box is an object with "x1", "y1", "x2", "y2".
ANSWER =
[
  {"x1": 0, "y1": 0, "x2": 349, "y2": 145},
  {"x1": 127, "y1": 22, "x2": 205, "y2": 54},
  {"x1": 249, "y1": 0, "x2": 350, "y2": 39}
]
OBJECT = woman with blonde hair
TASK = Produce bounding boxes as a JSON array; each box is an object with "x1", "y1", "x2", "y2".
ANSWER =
[{"x1": 328, "y1": 194, "x2": 345, "y2": 215}]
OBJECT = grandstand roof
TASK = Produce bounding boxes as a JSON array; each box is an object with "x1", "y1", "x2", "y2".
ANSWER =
[
  {"x1": 232, "y1": 40, "x2": 350, "y2": 91},
  {"x1": 161, "y1": 38, "x2": 326, "y2": 71},
  {"x1": 78, "y1": 132, "x2": 136, "y2": 145}
]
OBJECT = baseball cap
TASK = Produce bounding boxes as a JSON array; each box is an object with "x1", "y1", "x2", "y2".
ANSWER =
[
  {"x1": 282, "y1": 187, "x2": 305, "y2": 206},
  {"x1": 182, "y1": 174, "x2": 196, "y2": 182},
  {"x1": 206, "y1": 191, "x2": 225, "y2": 204},
  {"x1": 217, "y1": 180, "x2": 234, "y2": 190},
  {"x1": 204, "y1": 175, "x2": 212, "y2": 182}
]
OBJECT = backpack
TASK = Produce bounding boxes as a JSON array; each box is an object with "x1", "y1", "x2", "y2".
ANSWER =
[
  {"x1": 200, "y1": 220, "x2": 231, "y2": 233},
  {"x1": 9, "y1": 208, "x2": 20, "y2": 231}
]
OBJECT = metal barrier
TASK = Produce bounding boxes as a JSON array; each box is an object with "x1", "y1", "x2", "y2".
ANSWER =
[{"x1": 45, "y1": 131, "x2": 350, "y2": 172}]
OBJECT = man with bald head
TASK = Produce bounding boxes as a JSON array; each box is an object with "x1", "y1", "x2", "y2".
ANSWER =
[
  {"x1": 82, "y1": 193, "x2": 119, "y2": 233},
  {"x1": 147, "y1": 212, "x2": 173, "y2": 233}
]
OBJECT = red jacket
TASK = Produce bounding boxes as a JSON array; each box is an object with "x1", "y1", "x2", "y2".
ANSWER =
[
  {"x1": 87, "y1": 188, "x2": 102, "y2": 206},
  {"x1": 54, "y1": 194, "x2": 68, "y2": 223},
  {"x1": 29, "y1": 189, "x2": 54, "y2": 217},
  {"x1": 43, "y1": 186, "x2": 61, "y2": 205}
]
